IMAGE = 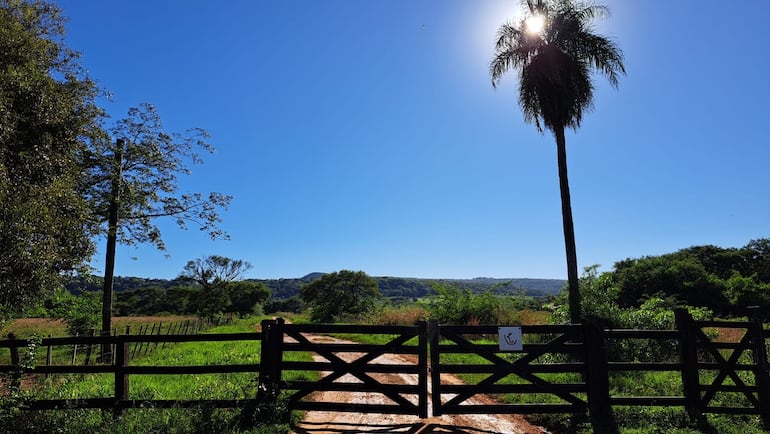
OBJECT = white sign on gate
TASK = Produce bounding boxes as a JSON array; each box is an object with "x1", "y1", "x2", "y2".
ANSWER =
[{"x1": 498, "y1": 326, "x2": 523, "y2": 351}]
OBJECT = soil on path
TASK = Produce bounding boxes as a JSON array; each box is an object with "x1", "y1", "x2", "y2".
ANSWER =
[{"x1": 291, "y1": 334, "x2": 548, "y2": 434}]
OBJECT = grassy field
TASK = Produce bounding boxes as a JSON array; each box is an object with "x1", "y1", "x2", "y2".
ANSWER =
[
  {"x1": 0, "y1": 316, "x2": 310, "y2": 433},
  {"x1": 1, "y1": 315, "x2": 199, "y2": 338}
]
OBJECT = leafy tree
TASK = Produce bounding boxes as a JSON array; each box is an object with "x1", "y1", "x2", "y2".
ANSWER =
[
  {"x1": 178, "y1": 255, "x2": 252, "y2": 319},
  {"x1": 613, "y1": 254, "x2": 729, "y2": 311},
  {"x1": 86, "y1": 105, "x2": 233, "y2": 337},
  {"x1": 300, "y1": 270, "x2": 381, "y2": 322},
  {"x1": 40, "y1": 288, "x2": 100, "y2": 335},
  {"x1": 490, "y1": 0, "x2": 625, "y2": 323},
  {"x1": 743, "y1": 238, "x2": 770, "y2": 282},
  {"x1": 0, "y1": 0, "x2": 103, "y2": 314},
  {"x1": 264, "y1": 296, "x2": 305, "y2": 314},
  {"x1": 225, "y1": 281, "x2": 270, "y2": 317}
]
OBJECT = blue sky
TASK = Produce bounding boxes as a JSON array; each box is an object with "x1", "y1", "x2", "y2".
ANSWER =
[{"x1": 57, "y1": 0, "x2": 770, "y2": 280}]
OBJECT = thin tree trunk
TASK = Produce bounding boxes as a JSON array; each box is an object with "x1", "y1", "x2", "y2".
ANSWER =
[
  {"x1": 101, "y1": 139, "x2": 124, "y2": 361},
  {"x1": 554, "y1": 126, "x2": 581, "y2": 323}
]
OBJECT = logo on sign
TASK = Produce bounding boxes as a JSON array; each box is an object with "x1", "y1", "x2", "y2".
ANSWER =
[{"x1": 498, "y1": 326, "x2": 523, "y2": 351}]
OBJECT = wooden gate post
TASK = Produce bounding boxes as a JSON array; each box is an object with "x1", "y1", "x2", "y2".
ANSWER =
[
  {"x1": 582, "y1": 319, "x2": 617, "y2": 433},
  {"x1": 417, "y1": 320, "x2": 429, "y2": 418},
  {"x1": 257, "y1": 318, "x2": 284, "y2": 404},
  {"x1": 747, "y1": 307, "x2": 770, "y2": 428},
  {"x1": 675, "y1": 308, "x2": 701, "y2": 422},
  {"x1": 428, "y1": 320, "x2": 442, "y2": 416}
]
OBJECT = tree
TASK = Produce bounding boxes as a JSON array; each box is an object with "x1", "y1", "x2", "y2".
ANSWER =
[
  {"x1": 0, "y1": 0, "x2": 103, "y2": 315},
  {"x1": 178, "y1": 255, "x2": 252, "y2": 319},
  {"x1": 87, "y1": 105, "x2": 232, "y2": 339},
  {"x1": 490, "y1": 0, "x2": 625, "y2": 323},
  {"x1": 226, "y1": 281, "x2": 271, "y2": 317},
  {"x1": 300, "y1": 270, "x2": 381, "y2": 322}
]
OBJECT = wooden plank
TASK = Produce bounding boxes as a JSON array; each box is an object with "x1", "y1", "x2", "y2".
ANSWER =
[
  {"x1": 285, "y1": 323, "x2": 419, "y2": 335},
  {"x1": 281, "y1": 342, "x2": 421, "y2": 354},
  {"x1": 440, "y1": 383, "x2": 585, "y2": 394},
  {"x1": 437, "y1": 363, "x2": 583, "y2": 374},
  {"x1": 1, "y1": 365, "x2": 114, "y2": 374},
  {"x1": 281, "y1": 361, "x2": 420, "y2": 374},
  {"x1": 126, "y1": 364, "x2": 261, "y2": 375},
  {"x1": 439, "y1": 403, "x2": 585, "y2": 414},
  {"x1": 291, "y1": 401, "x2": 418, "y2": 414},
  {"x1": 284, "y1": 381, "x2": 419, "y2": 394}
]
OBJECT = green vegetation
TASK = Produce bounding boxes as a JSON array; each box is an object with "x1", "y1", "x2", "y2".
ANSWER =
[
  {"x1": 299, "y1": 270, "x2": 382, "y2": 322},
  {"x1": 0, "y1": 0, "x2": 101, "y2": 314},
  {"x1": 0, "y1": 317, "x2": 307, "y2": 433},
  {"x1": 178, "y1": 256, "x2": 269, "y2": 321}
]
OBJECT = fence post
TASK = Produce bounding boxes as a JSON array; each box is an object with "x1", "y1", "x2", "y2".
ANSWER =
[
  {"x1": 747, "y1": 306, "x2": 770, "y2": 428},
  {"x1": 428, "y1": 320, "x2": 442, "y2": 416},
  {"x1": 8, "y1": 333, "x2": 21, "y2": 390},
  {"x1": 8, "y1": 333, "x2": 19, "y2": 364},
  {"x1": 71, "y1": 332, "x2": 79, "y2": 365},
  {"x1": 143, "y1": 323, "x2": 157, "y2": 355},
  {"x1": 114, "y1": 335, "x2": 129, "y2": 417},
  {"x1": 675, "y1": 308, "x2": 701, "y2": 422},
  {"x1": 257, "y1": 318, "x2": 284, "y2": 404},
  {"x1": 131, "y1": 324, "x2": 145, "y2": 359},
  {"x1": 84, "y1": 329, "x2": 95, "y2": 366},
  {"x1": 417, "y1": 320, "x2": 429, "y2": 418},
  {"x1": 45, "y1": 334, "x2": 52, "y2": 376},
  {"x1": 583, "y1": 319, "x2": 617, "y2": 433},
  {"x1": 153, "y1": 323, "x2": 162, "y2": 350}
]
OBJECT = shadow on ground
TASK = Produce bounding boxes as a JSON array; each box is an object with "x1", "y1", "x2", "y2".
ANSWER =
[{"x1": 292, "y1": 421, "x2": 513, "y2": 434}]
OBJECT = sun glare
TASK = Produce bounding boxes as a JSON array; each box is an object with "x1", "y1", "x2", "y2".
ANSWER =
[{"x1": 525, "y1": 15, "x2": 545, "y2": 34}]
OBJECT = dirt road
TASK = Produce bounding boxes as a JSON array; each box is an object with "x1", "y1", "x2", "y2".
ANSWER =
[{"x1": 291, "y1": 335, "x2": 548, "y2": 434}]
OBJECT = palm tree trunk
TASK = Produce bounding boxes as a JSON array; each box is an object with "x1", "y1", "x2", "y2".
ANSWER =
[{"x1": 554, "y1": 126, "x2": 581, "y2": 323}]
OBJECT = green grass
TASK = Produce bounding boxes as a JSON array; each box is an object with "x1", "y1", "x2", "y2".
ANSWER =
[{"x1": 1, "y1": 316, "x2": 312, "y2": 433}]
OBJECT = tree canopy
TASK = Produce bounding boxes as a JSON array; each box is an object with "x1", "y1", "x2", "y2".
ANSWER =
[
  {"x1": 0, "y1": 0, "x2": 103, "y2": 313},
  {"x1": 300, "y1": 270, "x2": 381, "y2": 322},
  {"x1": 179, "y1": 255, "x2": 255, "y2": 319}
]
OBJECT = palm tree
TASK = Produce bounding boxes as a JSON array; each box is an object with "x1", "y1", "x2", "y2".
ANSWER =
[{"x1": 490, "y1": 0, "x2": 625, "y2": 323}]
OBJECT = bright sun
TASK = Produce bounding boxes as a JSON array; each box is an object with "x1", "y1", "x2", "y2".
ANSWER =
[{"x1": 525, "y1": 15, "x2": 545, "y2": 34}]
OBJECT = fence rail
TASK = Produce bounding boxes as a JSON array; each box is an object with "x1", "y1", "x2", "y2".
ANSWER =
[
  {"x1": 1, "y1": 309, "x2": 769, "y2": 431},
  {"x1": 0, "y1": 332, "x2": 263, "y2": 411}
]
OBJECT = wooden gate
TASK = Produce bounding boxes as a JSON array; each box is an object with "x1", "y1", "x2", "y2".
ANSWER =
[
  {"x1": 429, "y1": 321, "x2": 589, "y2": 416},
  {"x1": 260, "y1": 319, "x2": 428, "y2": 417},
  {"x1": 677, "y1": 310, "x2": 770, "y2": 419}
]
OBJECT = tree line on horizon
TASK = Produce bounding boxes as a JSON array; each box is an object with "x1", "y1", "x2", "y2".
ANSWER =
[{"x1": 33, "y1": 238, "x2": 767, "y2": 324}]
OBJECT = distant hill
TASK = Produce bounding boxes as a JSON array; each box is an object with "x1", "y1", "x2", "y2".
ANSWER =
[
  {"x1": 256, "y1": 274, "x2": 565, "y2": 300},
  {"x1": 66, "y1": 273, "x2": 565, "y2": 300}
]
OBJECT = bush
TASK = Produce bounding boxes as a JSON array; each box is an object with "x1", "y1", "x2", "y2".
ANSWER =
[
  {"x1": 421, "y1": 283, "x2": 523, "y2": 325},
  {"x1": 369, "y1": 306, "x2": 429, "y2": 326}
]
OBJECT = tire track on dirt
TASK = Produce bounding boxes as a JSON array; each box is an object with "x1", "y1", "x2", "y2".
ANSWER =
[{"x1": 291, "y1": 334, "x2": 548, "y2": 434}]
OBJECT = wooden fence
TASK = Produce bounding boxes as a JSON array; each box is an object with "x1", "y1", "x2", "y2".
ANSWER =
[
  {"x1": 55, "y1": 319, "x2": 207, "y2": 366},
  {"x1": 0, "y1": 309, "x2": 768, "y2": 430},
  {"x1": 1, "y1": 332, "x2": 262, "y2": 411}
]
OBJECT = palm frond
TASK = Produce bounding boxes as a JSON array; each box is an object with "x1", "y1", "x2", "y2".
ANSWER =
[{"x1": 490, "y1": 0, "x2": 624, "y2": 132}]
